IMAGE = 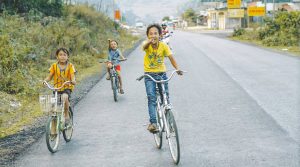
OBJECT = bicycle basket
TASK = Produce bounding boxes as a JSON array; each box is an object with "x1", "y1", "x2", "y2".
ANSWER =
[{"x1": 39, "y1": 94, "x2": 56, "y2": 112}]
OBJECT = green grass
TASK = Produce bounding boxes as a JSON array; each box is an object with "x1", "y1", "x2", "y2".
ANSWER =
[{"x1": 231, "y1": 36, "x2": 300, "y2": 56}]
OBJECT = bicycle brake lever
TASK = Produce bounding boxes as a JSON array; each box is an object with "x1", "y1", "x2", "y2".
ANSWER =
[{"x1": 136, "y1": 76, "x2": 144, "y2": 81}]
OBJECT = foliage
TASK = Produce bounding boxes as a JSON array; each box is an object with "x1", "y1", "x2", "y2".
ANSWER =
[
  {"x1": 259, "y1": 11, "x2": 300, "y2": 46},
  {"x1": 232, "y1": 11, "x2": 300, "y2": 47},
  {"x1": 162, "y1": 16, "x2": 170, "y2": 21},
  {"x1": 0, "y1": 0, "x2": 63, "y2": 17},
  {"x1": 182, "y1": 8, "x2": 197, "y2": 26},
  {"x1": 0, "y1": 4, "x2": 138, "y2": 95},
  {"x1": 233, "y1": 28, "x2": 245, "y2": 37},
  {"x1": 0, "y1": 4, "x2": 139, "y2": 137}
]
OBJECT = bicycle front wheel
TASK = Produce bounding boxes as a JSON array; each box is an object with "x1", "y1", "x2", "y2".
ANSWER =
[
  {"x1": 63, "y1": 107, "x2": 73, "y2": 142},
  {"x1": 166, "y1": 111, "x2": 180, "y2": 164},
  {"x1": 112, "y1": 77, "x2": 118, "y2": 102},
  {"x1": 45, "y1": 116, "x2": 60, "y2": 153},
  {"x1": 154, "y1": 103, "x2": 163, "y2": 149}
]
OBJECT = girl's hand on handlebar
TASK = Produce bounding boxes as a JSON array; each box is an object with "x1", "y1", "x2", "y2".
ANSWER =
[
  {"x1": 42, "y1": 80, "x2": 47, "y2": 86},
  {"x1": 176, "y1": 70, "x2": 183, "y2": 75}
]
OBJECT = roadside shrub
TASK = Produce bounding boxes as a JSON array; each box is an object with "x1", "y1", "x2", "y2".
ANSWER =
[
  {"x1": 259, "y1": 11, "x2": 300, "y2": 46},
  {"x1": 233, "y1": 28, "x2": 245, "y2": 37}
]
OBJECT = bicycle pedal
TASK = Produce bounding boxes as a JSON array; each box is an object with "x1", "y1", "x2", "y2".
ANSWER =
[
  {"x1": 165, "y1": 104, "x2": 172, "y2": 110},
  {"x1": 151, "y1": 130, "x2": 159, "y2": 134}
]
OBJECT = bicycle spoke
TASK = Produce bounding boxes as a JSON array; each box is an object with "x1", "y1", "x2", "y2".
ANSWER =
[
  {"x1": 166, "y1": 111, "x2": 180, "y2": 164},
  {"x1": 46, "y1": 117, "x2": 60, "y2": 153},
  {"x1": 154, "y1": 101, "x2": 163, "y2": 149}
]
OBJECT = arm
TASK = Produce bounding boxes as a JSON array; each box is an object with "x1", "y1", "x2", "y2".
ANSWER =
[
  {"x1": 142, "y1": 39, "x2": 153, "y2": 50},
  {"x1": 70, "y1": 73, "x2": 76, "y2": 85},
  {"x1": 108, "y1": 39, "x2": 111, "y2": 49},
  {"x1": 168, "y1": 55, "x2": 183, "y2": 75},
  {"x1": 44, "y1": 73, "x2": 54, "y2": 82},
  {"x1": 119, "y1": 51, "x2": 126, "y2": 60}
]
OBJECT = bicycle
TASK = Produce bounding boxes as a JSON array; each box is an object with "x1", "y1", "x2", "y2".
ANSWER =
[
  {"x1": 137, "y1": 70, "x2": 186, "y2": 165},
  {"x1": 99, "y1": 58, "x2": 126, "y2": 102},
  {"x1": 39, "y1": 81, "x2": 74, "y2": 153}
]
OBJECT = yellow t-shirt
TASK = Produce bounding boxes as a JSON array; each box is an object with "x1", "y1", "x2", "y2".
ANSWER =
[
  {"x1": 49, "y1": 62, "x2": 76, "y2": 91},
  {"x1": 143, "y1": 41, "x2": 172, "y2": 73}
]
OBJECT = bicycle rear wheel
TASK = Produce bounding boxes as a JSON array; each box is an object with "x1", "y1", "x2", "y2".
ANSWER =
[
  {"x1": 63, "y1": 107, "x2": 73, "y2": 142},
  {"x1": 154, "y1": 103, "x2": 163, "y2": 149},
  {"x1": 45, "y1": 116, "x2": 60, "y2": 153},
  {"x1": 166, "y1": 111, "x2": 180, "y2": 164},
  {"x1": 112, "y1": 77, "x2": 118, "y2": 102}
]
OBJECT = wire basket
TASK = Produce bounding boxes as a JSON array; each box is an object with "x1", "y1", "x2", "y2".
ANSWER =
[{"x1": 39, "y1": 94, "x2": 57, "y2": 113}]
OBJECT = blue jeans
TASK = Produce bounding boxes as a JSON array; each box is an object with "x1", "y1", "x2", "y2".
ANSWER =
[{"x1": 144, "y1": 72, "x2": 169, "y2": 124}]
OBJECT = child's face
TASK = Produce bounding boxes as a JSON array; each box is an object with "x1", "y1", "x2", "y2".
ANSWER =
[
  {"x1": 147, "y1": 27, "x2": 160, "y2": 44},
  {"x1": 110, "y1": 41, "x2": 118, "y2": 50},
  {"x1": 57, "y1": 50, "x2": 68, "y2": 63}
]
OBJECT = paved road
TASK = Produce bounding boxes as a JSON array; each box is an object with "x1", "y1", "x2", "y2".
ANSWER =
[{"x1": 13, "y1": 31, "x2": 299, "y2": 167}]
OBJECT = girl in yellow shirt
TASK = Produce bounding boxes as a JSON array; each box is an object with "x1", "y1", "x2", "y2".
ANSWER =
[
  {"x1": 142, "y1": 24, "x2": 183, "y2": 133},
  {"x1": 44, "y1": 48, "x2": 76, "y2": 134}
]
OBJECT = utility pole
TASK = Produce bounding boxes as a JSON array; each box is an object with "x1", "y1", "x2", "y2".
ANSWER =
[
  {"x1": 113, "y1": 0, "x2": 115, "y2": 20},
  {"x1": 273, "y1": 0, "x2": 275, "y2": 20}
]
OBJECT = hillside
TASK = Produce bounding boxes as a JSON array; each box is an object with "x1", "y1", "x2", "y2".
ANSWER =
[{"x1": 0, "y1": 4, "x2": 139, "y2": 138}]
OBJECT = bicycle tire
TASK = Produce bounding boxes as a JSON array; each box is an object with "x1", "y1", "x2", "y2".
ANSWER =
[
  {"x1": 45, "y1": 116, "x2": 60, "y2": 153},
  {"x1": 112, "y1": 77, "x2": 118, "y2": 102},
  {"x1": 154, "y1": 102, "x2": 163, "y2": 149},
  {"x1": 63, "y1": 107, "x2": 73, "y2": 142},
  {"x1": 166, "y1": 111, "x2": 180, "y2": 164}
]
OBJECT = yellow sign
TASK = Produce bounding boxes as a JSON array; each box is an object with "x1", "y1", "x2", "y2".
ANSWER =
[
  {"x1": 248, "y1": 7, "x2": 265, "y2": 16},
  {"x1": 228, "y1": 9, "x2": 244, "y2": 18},
  {"x1": 227, "y1": 0, "x2": 241, "y2": 9}
]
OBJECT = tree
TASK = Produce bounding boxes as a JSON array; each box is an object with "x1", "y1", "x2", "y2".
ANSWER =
[
  {"x1": 182, "y1": 8, "x2": 197, "y2": 25},
  {"x1": 0, "y1": 0, "x2": 63, "y2": 17},
  {"x1": 162, "y1": 16, "x2": 170, "y2": 21}
]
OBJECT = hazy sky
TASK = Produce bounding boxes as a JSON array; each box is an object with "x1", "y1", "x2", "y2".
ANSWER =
[
  {"x1": 118, "y1": 0, "x2": 188, "y2": 22},
  {"x1": 78, "y1": 0, "x2": 189, "y2": 23}
]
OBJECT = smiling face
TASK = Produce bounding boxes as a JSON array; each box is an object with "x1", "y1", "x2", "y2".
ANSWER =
[
  {"x1": 57, "y1": 50, "x2": 68, "y2": 64},
  {"x1": 110, "y1": 41, "x2": 118, "y2": 50},
  {"x1": 147, "y1": 27, "x2": 160, "y2": 44}
]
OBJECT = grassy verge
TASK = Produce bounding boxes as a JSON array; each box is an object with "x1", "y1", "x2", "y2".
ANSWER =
[{"x1": 231, "y1": 36, "x2": 300, "y2": 56}]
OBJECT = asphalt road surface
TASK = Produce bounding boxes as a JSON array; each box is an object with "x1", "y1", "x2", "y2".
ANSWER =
[{"x1": 13, "y1": 31, "x2": 299, "y2": 167}]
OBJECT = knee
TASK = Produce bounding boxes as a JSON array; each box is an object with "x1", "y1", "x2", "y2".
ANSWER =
[
  {"x1": 107, "y1": 63, "x2": 112, "y2": 68},
  {"x1": 147, "y1": 95, "x2": 156, "y2": 104}
]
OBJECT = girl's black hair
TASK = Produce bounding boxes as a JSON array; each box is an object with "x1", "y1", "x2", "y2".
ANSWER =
[
  {"x1": 56, "y1": 47, "x2": 70, "y2": 56},
  {"x1": 109, "y1": 40, "x2": 118, "y2": 50},
  {"x1": 146, "y1": 24, "x2": 162, "y2": 36}
]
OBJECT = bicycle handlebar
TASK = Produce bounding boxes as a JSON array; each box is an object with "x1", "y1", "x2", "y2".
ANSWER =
[
  {"x1": 43, "y1": 81, "x2": 71, "y2": 91},
  {"x1": 99, "y1": 58, "x2": 127, "y2": 63},
  {"x1": 136, "y1": 70, "x2": 187, "y2": 83}
]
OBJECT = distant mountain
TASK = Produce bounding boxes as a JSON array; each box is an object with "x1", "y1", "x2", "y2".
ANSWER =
[
  {"x1": 119, "y1": 0, "x2": 188, "y2": 24},
  {"x1": 74, "y1": 0, "x2": 190, "y2": 25}
]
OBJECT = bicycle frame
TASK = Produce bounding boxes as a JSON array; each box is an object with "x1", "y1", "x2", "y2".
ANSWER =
[
  {"x1": 110, "y1": 64, "x2": 119, "y2": 89},
  {"x1": 137, "y1": 70, "x2": 186, "y2": 164},
  {"x1": 43, "y1": 81, "x2": 73, "y2": 153},
  {"x1": 155, "y1": 82, "x2": 172, "y2": 140},
  {"x1": 99, "y1": 58, "x2": 126, "y2": 102}
]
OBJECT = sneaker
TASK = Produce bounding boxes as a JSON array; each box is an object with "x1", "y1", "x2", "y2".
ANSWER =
[
  {"x1": 147, "y1": 123, "x2": 158, "y2": 133},
  {"x1": 120, "y1": 89, "x2": 124, "y2": 94},
  {"x1": 106, "y1": 75, "x2": 110, "y2": 80}
]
